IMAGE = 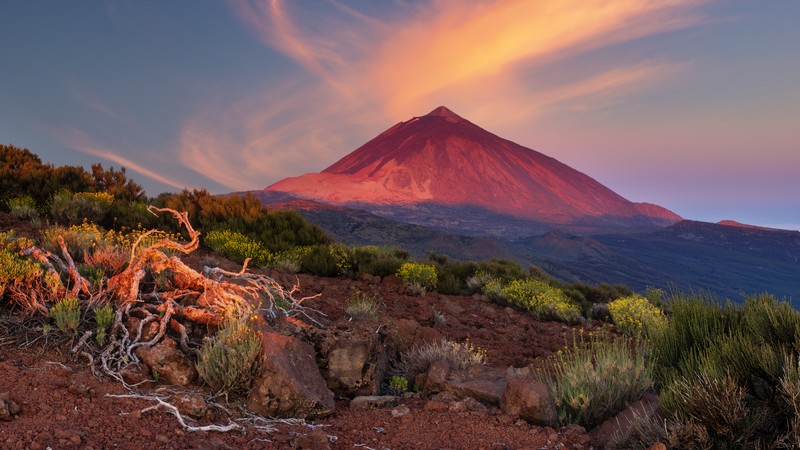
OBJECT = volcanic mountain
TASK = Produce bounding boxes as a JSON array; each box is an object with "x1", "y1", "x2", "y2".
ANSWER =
[{"x1": 263, "y1": 106, "x2": 681, "y2": 234}]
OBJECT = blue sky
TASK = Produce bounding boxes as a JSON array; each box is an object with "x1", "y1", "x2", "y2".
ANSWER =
[{"x1": 1, "y1": 1, "x2": 799, "y2": 230}]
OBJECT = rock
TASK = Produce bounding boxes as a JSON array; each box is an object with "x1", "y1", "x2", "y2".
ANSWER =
[
  {"x1": 247, "y1": 327, "x2": 335, "y2": 419},
  {"x1": 350, "y1": 396, "x2": 399, "y2": 410},
  {"x1": 422, "y1": 359, "x2": 451, "y2": 393},
  {"x1": 135, "y1": 338, "x2": 197, "y2": 385},
  {"x1": 450, "y1": 396, "x2": 489, "y2": 413},
  {"x1": 647, "y1": 443, "x2": 667, "y2": 450},
  {"x1": 450, "y1": 378, "x2": 506, "y2": 406},
  {"x1": 173, "y1": 394, "x2": 211, "y2": 419},
  {"x1": 500, "y1": 376, "x2": 557, "y2": 427},
  {"x1": 0, "y1": 392, "x2": 21, "y2": 421},
  {"x1": 320, "y1": 330, "x2": 387, "y2": 396},
  {"x1": 291, "y1": 428, "x2": 331, "y2": 450},
  {"x1": 589, "y1": 391, "x2": 662, "y2": 449},
  {"x1": 423, "y1": 400, "x2": 450, "y2": 413},
  {"x1": 119, "y1": 365, "x2": 153, "y2": 387},
  {"x1": 391, "y1": 405, "x2": 411, "y2": 418},
  {"x1": 393, "y1": 319, "x2": 443, "y2": 350}
]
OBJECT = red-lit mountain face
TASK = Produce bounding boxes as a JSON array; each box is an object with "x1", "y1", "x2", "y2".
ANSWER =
[{"x1": 264, "y1": 106, "x2": 681, "y2": 231}]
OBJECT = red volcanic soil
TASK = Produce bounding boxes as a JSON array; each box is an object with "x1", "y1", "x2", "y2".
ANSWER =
[
  {"x1": 266, "y1": 106, "x2": 681, "y2": 226},
  {"x1": 0, "y1": 258, "x2": 593, "y2": 449}
]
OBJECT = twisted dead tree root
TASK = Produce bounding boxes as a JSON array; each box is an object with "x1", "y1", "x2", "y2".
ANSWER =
[{"x1": 56, "y1": 206, "x2": 327, "y2": 434}]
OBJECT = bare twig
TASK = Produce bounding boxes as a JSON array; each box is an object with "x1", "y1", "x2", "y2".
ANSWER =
[{"x1": 105, "y1": 393, "x2": 242, "y2": 432}]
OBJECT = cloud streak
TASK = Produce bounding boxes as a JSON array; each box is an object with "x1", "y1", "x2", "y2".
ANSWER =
[{"x1": 179, "y1": 0, "x2": 707, "y2": 191}]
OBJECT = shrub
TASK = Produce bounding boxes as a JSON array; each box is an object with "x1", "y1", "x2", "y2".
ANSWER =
[
  {"x1": 40, "y1": 223, "x2": 114, "y2": 263},
  {"x1": 345, "y1": 290, "x2": 380, "y2": 321},
  {"x1": 608, "y1": 294, "x2": 667, "y2": 337},
  {"x1": 299, "y1": 244, "x2": 339, "y2": 277},
  {"x1": 475, "y1": 258, "x2": 526, "y2": 282},
  {"x1": 387, "y1": 375, "x2": 409, "y2": 395},
  {"x1": 482, "y1": 278, "x2": 507, "y2": 303},
  {"x1": 204, "y1": 229, "x2": 272, "y2": 267},
  {"x1": 396, "y1": 262, "x2": 437, "y2": 295},
  {"x1": 650, "y1": 293, "x2": 800, "y2": 447},
  {"x1": 270, "y1": 246, "x2": 310, "y2": 273},
  {"x1": 0, "y1": 233, "x2": 46, "y2": 310},
  {"x1": 93, "y1": 303, "x2": 114, "y2": 345},
  {"x1": 542, "y1": 337, "x2": 652, "y2": 428},
  {"x1": 466, "y1": 270, "x2": 493, "y2": 293},
  {"x1": 50, "y1": 296, "x2": 81, "y2": 334},
  {"x1": 7, "y1": 194, "x2": 40, "y2": 223},
  {"x1": 395, "y1": 339, "x2": 486, "y2": 381},
  {"x1": 352, "y1": 245, "x2": 407, "y2": 278},
  {"x1": 50, "y1": 190, "x2": 113, "y2": 225},
  {"x1": 196, "y1": 313, "x2": 262, "y2": 397},
  {"x1": 502, "y1": 279, "x2": 582, "y2": 324}
]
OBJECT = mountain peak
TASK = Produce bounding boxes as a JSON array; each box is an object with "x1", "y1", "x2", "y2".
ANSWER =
[
  {"x1": 425, "y1": 106, "x2": 464, "y2": 122},
  {"x1": 265, "y1": 106, "x2": 681, "y2": 230}
]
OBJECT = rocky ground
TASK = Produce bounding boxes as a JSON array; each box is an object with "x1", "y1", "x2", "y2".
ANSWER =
[{"x1": 0, "y1": 239, "x2": 607, "y2": 449}]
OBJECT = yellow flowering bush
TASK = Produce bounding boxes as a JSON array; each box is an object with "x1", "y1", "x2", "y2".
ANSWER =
[
  {"x1": 608, "y1": 294, "x2": 667, "y2": 337},
  {"x1": 204, "y1": 229, "x2": 272, "y2": 267},
  {"x1": 502, "y1": 279, "x2": 581, "y2": 324},
  {"x1": 396, "y1": 262, "x2": 437, "y2": 294}
]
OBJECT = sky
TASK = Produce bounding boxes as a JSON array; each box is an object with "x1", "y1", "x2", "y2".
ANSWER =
[{"x1": 1, "y1": 1, "x2": 798, "y2": 230}]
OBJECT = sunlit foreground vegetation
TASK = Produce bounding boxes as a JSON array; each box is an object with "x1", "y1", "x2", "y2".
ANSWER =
[{"x1": 3, "y1": 144, "x2": 800, "y2": 447}]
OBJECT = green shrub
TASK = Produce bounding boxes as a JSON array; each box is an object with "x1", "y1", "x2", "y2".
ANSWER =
[
  {"x1": 352, "y1": 245, "x2": 407, "y2": 278},
  {"x1": 502, "y1": 279, "x2": 582, "y2": 324},
  {"x1": 650, "y1": 293, "x2": 800, "y2": 447},
  {"x1": 196, "y1": 313, "x2": 263, "y2": 397},
  {"x1": 542, "y1": 337, "x2": 652, "y2": 428},
  {"x1": 270, "y1": 246, "x2": 310, "y2": 273},
  {"x1": 387, "y1": 375, "x2": 409, "y2": 395},
  {"x1": 608, "y1": 294, "x2": 667, "y2": 337},
  {"x1": 435, "y1": 261, "x2": 477, "y2": 295},
  {"x1": 93, "y1": 303, "x2": 114, "y2": 345},
  {"x1": 475, "y1": 258, "x2": 526, "y2": 282},
  {"x1": 204, "y1": 229, "x2": 272, "y2": 267},
  {"x1": 50, "y1": 190, "x2": 113, "y2": 225},
  {"x1": 50, "y1": 296, "x2": 81, "y2": 334},
  {"x1": 345, "y1": 290, "x2": 380, "y2": 321},
  {"x1": 0, "y1": 236, "x2": 45, "y2": 302},
  {"x1": 396, "y1": 262, "x2": 437, "y2": 294},
  {"x1": 7, "y1": 194, "x2": 40, "y2": 223},
  {"x1": 395, "y1": 339, "x2": 486, "y2": 381},
  {"x1": 40, "y1": 223, "x2": 114, "y2": 263},
  {"x1": 482, "y1": 278, "x2": 507, "y2": 303},
  {"x1": 300, "y1": 244, "x2": 339, "y2": 277}
]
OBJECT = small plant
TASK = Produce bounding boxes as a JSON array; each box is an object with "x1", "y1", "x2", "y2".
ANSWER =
[
  {"x1": 395, "y1": 339, "x2": 487, "y2": 381},
  {"x1": 152, "y1": 368, "x2": 161, "y2": 382},
  {"x1": 431, "y1": 310, "x2": 446, "y2": 326},
  {"x1": 608, "y1": 294, "x2": 667, "y2": 337},
  {"x1": 345, "y1": 290, "x2": 380, "y2": 321},
  {"x1": 196, "y1": 311, "x2": 263, "y2": 397},
  {"x1": 93, "y1": 303, "x2": 114, "y2": 345},
  {"x1": 396, "y1": 262, "x2": 437, "y2": 295},
  {"x1": 388, "y1": 375, "x2": 409, "y2": 395},
  {"x1": 50, "y1": 296, "x2": 81, "y2": 334},
  {"x1": 542, "y1": 336, "x2": 652, "y2": 429}
]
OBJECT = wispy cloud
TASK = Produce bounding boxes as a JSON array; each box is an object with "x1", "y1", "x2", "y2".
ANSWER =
[
  {"x1": 180, "y1": 0, "x2": 706, "y2": 191},
  {"x1": 57, "y1": 127, "x2": 189, "y2": 191}
]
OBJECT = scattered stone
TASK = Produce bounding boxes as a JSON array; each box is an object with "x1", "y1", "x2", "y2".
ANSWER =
[
  {"x1": 197, "y1": 438, "x2": 235, "y2": 450},
  {"x1": 500, "y1": 376, "x2": 557, "y2": 427},
  {"x1": 391, "y1": 405, "x2": 411, "y2": 418},
  {"x1": 173, "y1": 393, "x2": 211, "y2": 419},
  {"x1": 291, "y1": 428, "x2": 331, "y2": 450},
  {"x1": 423, "y1": 400, "x2": 450, "y2": 413},
  {"x1": 449, "y1": 396, "x2": 488, "y2": 413},
  {"x1": 247, "y1": 326, "x2": 335, "y2": 419},
  {"x1": 0, "y1": 392, "x2": 21, "y2": 421},
  {"x1": 67, "y1": 381, "x2": 93, "y2": 397},
  {"x1": 350, "y1": 395, "x2": 399, "y2": 410},
  {"x1": 135, "y1": 338, "x2": 197, "y2": 385}
]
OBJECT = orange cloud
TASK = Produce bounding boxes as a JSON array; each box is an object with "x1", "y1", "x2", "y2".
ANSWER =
[{"x1": 181, "y1": 0, "x2": 706, "y2": 191}]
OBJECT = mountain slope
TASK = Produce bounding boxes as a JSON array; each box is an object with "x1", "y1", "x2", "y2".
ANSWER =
[{"x1": 264, "y1": 106, "x2": 680, "y2": 234}]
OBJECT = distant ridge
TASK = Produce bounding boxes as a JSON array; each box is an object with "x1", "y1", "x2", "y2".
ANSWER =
[{"x1": 262, "y1": 106, "x2": 681, "y2": 234}]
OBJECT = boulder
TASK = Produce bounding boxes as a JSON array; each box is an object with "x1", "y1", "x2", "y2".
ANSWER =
[
  {"x1": 135, "y1": 338, "x2": 197, "y2": 385},
  {"x1": 500, "y1": 376, "x2": 557, "y2": 427},
  {"x1": 319, "y1": 329, "x2": 387, "y2": 396},
  {"x1": 247, "y1": 328, "x2": 334, "y2": 419}
]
